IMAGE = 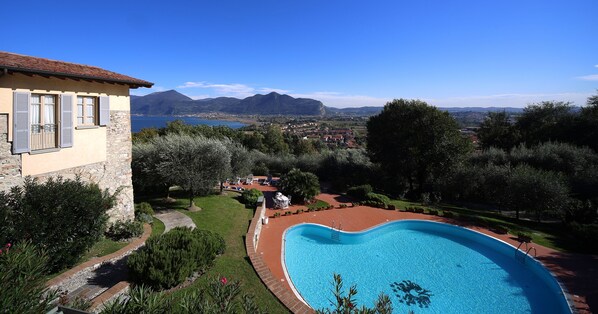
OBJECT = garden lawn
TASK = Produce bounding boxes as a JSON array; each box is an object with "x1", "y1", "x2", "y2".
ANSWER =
[
  {"x1": 306, "y1": 199, "x2": 330, "y2": 211},
  {"x1": 172, "y1": 192, "x2": 287, "y2": 312},
  {"x1": 151, "y1": 217, "x2": 165, "y2": 237},
  {"x1": 389, "y1": 198, "x2": 567, "y2": 252}
]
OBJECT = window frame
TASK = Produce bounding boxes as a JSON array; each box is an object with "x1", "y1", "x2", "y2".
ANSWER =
[
  {"x1": 29, "y1": 93, "x2": 59, "y2": 151},
  {"x1": 76, "y1": 96, "x2": 98, "y2": 126}
]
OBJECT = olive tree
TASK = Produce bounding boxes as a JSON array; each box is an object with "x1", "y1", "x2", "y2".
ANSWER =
[
  {"x1": 153, "y1": 134, "x2": 231, "y2": 210},
  {"x1": 505, "y1": 165, "x2": 569, "y2": 221}
]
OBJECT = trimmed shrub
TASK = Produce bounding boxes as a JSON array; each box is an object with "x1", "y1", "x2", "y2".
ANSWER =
[
  {"x1": 517, "y1": 232, "x2": 532, "y2": 243},
  {"x1": 127, "y1": 227, "x2": 225, "y2": 289},
  {"x1": 136, "y1": 213, "x2": 153, "y2": 224},
  {"x1": 428, "y1": 209, "x2": 439, "y2": 215},
  {"x1": 366, "y1": 193, "x2": 390, "y2": 205},
  {"x1": 241, "y1": 188, "x2": 263, "y2": 208},
  {"x1": 414, "y1": 207, "x2": 424, "y2": 214},
  {"x1": 0, "y1": 177, "x2": 114, "y2": 273},
  {"x1": 0, "y1": 242, "x2": 57, "y2": 313},
  {"x1": 491, "y1": 225, "x2": 509, "y2": 235},
  {"x1": 279, "y1": 169, "x2": 321, "y2": 203},
  {"x1": 388, "y1": 204, "x2": 396, "y2": 210},
  {"x1": 443, "y1": 211, "x2": 454, "y2": 218},
  {"x1": 347, "y1": 184, "x2": 373, "y2": 200},
  {"x1": 136, "y1": 202, "x2": 154, "y2": 216},
  {"x1": 106, "y1": 220, "x2": 144, "y2": 241}
]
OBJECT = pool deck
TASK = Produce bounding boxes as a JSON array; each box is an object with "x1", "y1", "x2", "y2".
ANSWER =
[{"x1": 249, "y1": 189, "x2": 597, "y2": 314}]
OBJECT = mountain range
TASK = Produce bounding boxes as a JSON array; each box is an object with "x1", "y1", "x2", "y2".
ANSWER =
[{"x1": 131, "y1": 90, "x2": 526, "y2": 116}]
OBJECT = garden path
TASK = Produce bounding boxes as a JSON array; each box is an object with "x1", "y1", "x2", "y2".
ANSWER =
[
  {"x1": 68, "y1": 212, "x2": 196, "y2": 308},
  {"x1": 154, "y1": 210, "x2": 196, "y2": 232}
]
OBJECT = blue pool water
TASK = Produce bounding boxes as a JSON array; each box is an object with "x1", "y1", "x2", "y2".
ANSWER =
[{"x1": 283, "y1": 220, "x2": 571, "y2": 313}]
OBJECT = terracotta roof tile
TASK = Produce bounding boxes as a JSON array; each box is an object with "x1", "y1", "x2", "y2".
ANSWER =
[{"x1": 0, "y1": 51, "x2": 153, "y2": 88}]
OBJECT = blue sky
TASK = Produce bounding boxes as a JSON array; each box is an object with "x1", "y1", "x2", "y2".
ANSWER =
[{"x1": 2, "y1": 0, "x2": 597, "y2": 108}]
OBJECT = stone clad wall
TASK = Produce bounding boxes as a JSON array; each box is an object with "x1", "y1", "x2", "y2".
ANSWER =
[
  {"x1": 0, "y1": 111, "x2": 134, "y2": 222},
  {"x1": 0, "y1": 114, "x2": 23, "y2": 191},
  {"x1": 103, "y1": 111, "x2": 134, "y2": 222}
]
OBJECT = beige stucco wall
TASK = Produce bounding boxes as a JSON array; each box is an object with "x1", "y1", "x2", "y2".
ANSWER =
[
  {"x1": 0, "y1": 73, "x2": 130, "y2": 175},
  {"x1": 21, "y1": 127, "x2": 107, "y2": 176}
]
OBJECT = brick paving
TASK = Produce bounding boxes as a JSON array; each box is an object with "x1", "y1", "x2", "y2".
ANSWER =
[{"x1": 248, "y1": 191, "x2": 596, "y2": 314}]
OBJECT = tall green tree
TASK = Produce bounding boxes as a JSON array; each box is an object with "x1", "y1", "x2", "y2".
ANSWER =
[
  {"x1": 576, "y1": 91, "x2": 598, "y2": 152},
  {"x1": 263, "y1": 125, "x2": 289, "y2": 155},
  {"x1": 477, "y1": 111, "x2": 520, "y2": 150},
  {"x1": 153, "y1": 134, "x2": 231, "y2": 210},
  {"x1": 515, "y1": 101, "x2": 575, "y2": 146},
  {"x1": 366, "y1": 99, "x2": 471, "y2": 194}
]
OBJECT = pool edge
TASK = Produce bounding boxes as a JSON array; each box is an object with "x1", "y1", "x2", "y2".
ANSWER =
[{"x1": 281, "y1": 219, "x2": 575, "y2": 313}]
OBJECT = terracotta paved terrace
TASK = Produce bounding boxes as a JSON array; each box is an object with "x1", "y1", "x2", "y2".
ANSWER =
[{"x1": 245, "y1": 186, "x2": 596, "y2": 314}]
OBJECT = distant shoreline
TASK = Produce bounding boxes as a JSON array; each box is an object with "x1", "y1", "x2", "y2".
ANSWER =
[{"x1": 130, "y1": 115, "x2": 250, "y2": 133}]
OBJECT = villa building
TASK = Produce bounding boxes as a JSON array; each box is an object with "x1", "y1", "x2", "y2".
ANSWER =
[{"x1": 0, "y1": 52, "x2": 152, "y2": 221}]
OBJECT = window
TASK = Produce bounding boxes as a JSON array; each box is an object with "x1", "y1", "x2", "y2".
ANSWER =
[
  {"x1": 30, "y1": 94, "x2": 57, "y2": 150},
  {"x1": 77, "y1": 96, "x2": 97, "y2": 125}
]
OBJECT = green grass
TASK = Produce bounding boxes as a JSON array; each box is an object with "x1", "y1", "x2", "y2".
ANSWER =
[
  {"x1": 160, "y1": 191, "x2": 288, "y2": 312},
  {"x1": 306, "y1": 199, "x2": 330, "y2": 210},
  {"x1": 45, "y1": 237, "x2": 128, "y2": 281},
  {"x1": 390, "y1": 198, "x2": 570, "y2": 252},
  {"x1": 80, "y1": 238, "x2": 128, "y2": 261},
  {"x1": 151, "y1": 217, "x2": 165, "y2": 237}
]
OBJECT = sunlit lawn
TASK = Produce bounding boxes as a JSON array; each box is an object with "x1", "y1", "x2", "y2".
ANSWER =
[
  {"x1": 306, "y1": 199, "x2": 330, "y2": 210},
  {"x1": 146, "y1": 191, "x2": 288, "y2": 312},
  {"x1": 151, "y1": 216, "x2": 165, "y2": 237},
  {"x1": 389, "y1": 198, "x2": 566, "y2": 251}
]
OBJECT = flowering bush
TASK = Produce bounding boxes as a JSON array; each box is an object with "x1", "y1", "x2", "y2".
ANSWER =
[
  {"x1": 0, "y1": 176, "x2": 115, "y2": 273},
  {"x1": 101, "y1": 277, "x2": 264, "y2": 313},
  {"x1": 0, "y1": 242, "x2": 57, "y2": 312}
]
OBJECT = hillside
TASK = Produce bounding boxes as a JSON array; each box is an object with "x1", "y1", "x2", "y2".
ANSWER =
[
  {"x1": 131, "y1": 90, "x2": 325, "y2": 115},
  {"x1": 131, "y1": 90, "x2": 528, "y2": 121}
]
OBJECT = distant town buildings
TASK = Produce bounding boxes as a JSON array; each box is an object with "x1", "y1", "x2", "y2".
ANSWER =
[{"x1": 281, "y1": 121, "x2": 359, "y2": 148}]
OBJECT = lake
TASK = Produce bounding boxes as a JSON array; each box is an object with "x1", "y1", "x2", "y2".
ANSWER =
[{"x1": 130, "y1": 116, "x2": 246, "y2": 133}]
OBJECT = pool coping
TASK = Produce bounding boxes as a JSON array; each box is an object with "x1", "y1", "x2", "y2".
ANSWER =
[
  {"x1": 279, "y1": 220, "x2": 576, "y2": 313},
  {"x1": 245, "y1": 199, "x2": 314, "y2": 314}
]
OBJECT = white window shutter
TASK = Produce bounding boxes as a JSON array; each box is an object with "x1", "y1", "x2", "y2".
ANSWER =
[
  {"x1": 99, "y1": 96, "x2": 110, "y2": 126},
  {"x1": 12, "y1": 91, "x2": 30, "y2": 154},
  {"x1": 60, "y1": 94, "x2": 73, "y2": 148}
]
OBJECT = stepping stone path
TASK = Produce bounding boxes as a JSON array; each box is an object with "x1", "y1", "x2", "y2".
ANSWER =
[
  {"x1": 65, "y1": 210, "x2": 196, "y2": 308},
  {"x1": 154, "y1": 210, "x2": 196, "y2": 232}
]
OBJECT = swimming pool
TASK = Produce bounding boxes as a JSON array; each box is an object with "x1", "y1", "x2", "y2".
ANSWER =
[{"x1": 283, "y1": 220, "x2": 572, "y2": 313}]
